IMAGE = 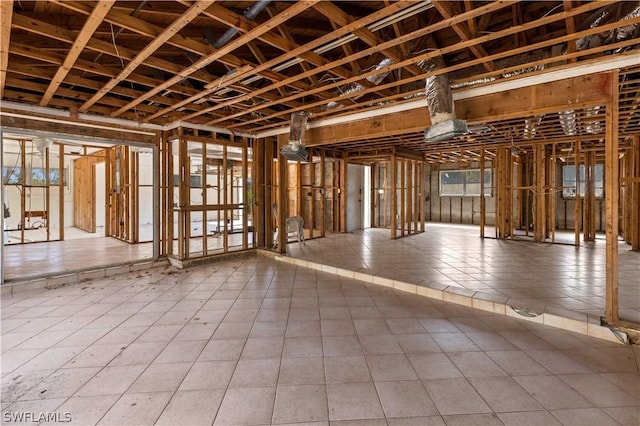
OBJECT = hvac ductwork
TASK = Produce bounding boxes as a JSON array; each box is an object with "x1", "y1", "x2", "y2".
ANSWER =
[
  {"x1": 424, "y1": 58, "x2": 467, "y2": 142},
  {"x1": 326, "y1": 58, "x2": 394, "y2": 109},
  {"x1": 557, "y1": 3, "x2": 640, "y2": 136},
  {"x1": 280, "y1": 111, "x2": 309, "y2": 162},
  {"x1": 213, "y1": 0, "x2": 271, "y2": 48}
]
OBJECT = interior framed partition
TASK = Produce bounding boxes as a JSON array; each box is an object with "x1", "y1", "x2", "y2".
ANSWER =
[
  {"x1": 166, "y1": 127, "x2": 253, "y2": 262},
  {"x1": 352, "y1": 149, "x2": 425, "y2": 239}
]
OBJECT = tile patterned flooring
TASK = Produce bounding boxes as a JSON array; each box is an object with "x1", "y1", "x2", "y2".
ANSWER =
[
  {"x1": 2, "y1": 251, "x2": 640, "y2": 425},
  {"x1": 285, "y1": 225, "x2": 640, "y2": 323}
]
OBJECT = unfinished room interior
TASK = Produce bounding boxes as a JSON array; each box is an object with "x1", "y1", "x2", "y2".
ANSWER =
[{"x1": 1, "y1": 1, "x2": 640, "y2": 424}]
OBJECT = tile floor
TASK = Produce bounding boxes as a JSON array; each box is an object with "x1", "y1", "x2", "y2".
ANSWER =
[
  {"x1": 286, "y1": 224, "x2": 640, "y2": 323},
  {"x1": 2, "y1": 255, "x2": 639, "y2": 425}
]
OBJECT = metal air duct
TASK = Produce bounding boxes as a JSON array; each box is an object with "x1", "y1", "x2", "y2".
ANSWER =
[
  {"x1": 281, "y1": 111, "x2": 309, "y2": 162},
  {"x1": 424, "y1": 58, "x2": 467, "y2": 142}
]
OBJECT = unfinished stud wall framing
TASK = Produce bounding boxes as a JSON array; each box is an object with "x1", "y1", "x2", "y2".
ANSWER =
[{"x1": 166, "y1": 127, "x2": 254, "y2": 261}]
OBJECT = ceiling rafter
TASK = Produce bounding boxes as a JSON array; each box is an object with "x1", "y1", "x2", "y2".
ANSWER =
[
  {"x1": 432, "y1": 0, "x2": 496, "y2": 73},
  {"x1": 40, "y1": 0, "x2": 116, "y2": 107},
  {"x1": 563, "y1": 0, "x2": 578, "y2": 62},
  {"x1": 186, "y1": 1, "x2": 378, "y2": 97},
  {"x1": 79, "y1": 0, "x2": 216, "y2": 112},
  {"x1": 10, "y1": 14, "x2": 214, "y2": 84},
  {"x1": 313, "y1": 1, "x2": 424, "y2": 77},
  {"x1": 206, "y1": 0, "x2": 515, "y2": 126},
  {"x1": 111, "y1": 0, "x2": 321, "y2": 118},
  {"x1": 166, "y1": 1, "x2": 416, "y2": 123},
  {"x1": 207, "y1": 0, "x2": 617, "y2": 128},
  {"x1": 0, "y1": 0, "x2": 14, "y2": 99}
]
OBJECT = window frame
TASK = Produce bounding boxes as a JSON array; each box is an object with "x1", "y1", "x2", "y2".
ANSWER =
[{"x1": 439, "y1": 168, "x2": 492, "y2": 197}]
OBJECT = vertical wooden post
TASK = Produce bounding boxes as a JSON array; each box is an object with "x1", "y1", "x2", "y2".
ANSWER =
[
  {"x1": 320, "y1": 149, "x2": 326, "y2": 237},
  {"x1": 574, "y1": 141, "x2": 582, "y2": 246},
  {"x1": 242, "y1": 137, "x2": 249, "y2": 250},
  {"x1": 419, "y1": 161, "x2": 425, "y2": 233},
  {"x1": 254, "y1": 139, "x2": 265, "y2": 248},
  {"x1": 632, "y1": 136, "x2": 640, "y2": 251},
  {"x1": 605, "y1": 72, "x2": 619, "y2": 324},
  {"x1": 400, "y1": 159, "x2": 405, "y2": 237},
  {"x1": 480, "y1": 148, "x2": 485, "y2": 238},
  {"x1": 550, "y1": 144, "x2": 557, "y2": 243},
  {"x1": 277, "y1": 134, "x2": 287, "y2": 253},
  {"x1": 201, "y1": 141, "x2": 208, "y2": 255},
  {"x1": 371, "y1": 164, "x2": 377, "y2": 229},
  {"x1": 340, "y1": 151, "x2": 348, "y2": 233},
  {"x1": 131, "y1": 150, "x2": 139, "y2": 243},
  {"x1": 45, "y1": 146, "x2": 50, "y2": 241},
  {"x1": 534, "y1": 144, "x2": 546, "y2": 241},
  {"x1": 58, "y1": 143, "x2": 65, "y2": 241},
  {"x1": 390, "y1": 154, "x2": 397, "y2": 239},
  {"x1": 222, "y1": 144, "x2": 229, "y2": 252}
]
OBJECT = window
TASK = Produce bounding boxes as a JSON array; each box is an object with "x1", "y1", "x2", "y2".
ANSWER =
[
  {"x1": 2, "y1": 166, "x2": 65, "y2": 185},
  {"x1": 562, "y1": 164, "x2": 604, "y2": 198},
  {"x1": 439, "y1": 169, "x2": 492, "y2": 196}
]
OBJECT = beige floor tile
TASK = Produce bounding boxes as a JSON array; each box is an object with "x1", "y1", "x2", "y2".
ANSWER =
[
  {"x1": 468, "y1": 376, "x2": 544, "y2": 412},
  {"x1": 366, "y1": 354, "x2": 418, "y2": 381},
  {"x1": 97, "y1": 391, "x2": 173, "y2": 425},
  {"x1": 422, "y1": 377, "x2": 492, "y2": 415},
  {"x1": 485, "y1": 350, "x2": 549, "y2": 376},
  {"x1": 107, "y1": 342, "x2": 166, "y2": 366},
  {"x1": 250, "y1": 320, "x2": 287, "y2": 338},
  {"x1": 602, "y1": 406, "x2": 640, "y2": 426},
  {"x1": 360, "y1": 334, "x2": 403, "y2": 355},
  {"x1": 197, "y1": 339, "x2": 245, "y2": 361},
  {"x1": 54, "y1": 394, "x2": 120, "y2": 426},
  {"x1": 179, "y1": 360, "x2": 236, "y2": 390},
  {"x1": 153, "y1": 340, "x2": 206, "y2": 364},
  {"x1": 375, "y1": 380, "x2": 438, "y2": 418},
  {"x1": 75, "y1": 365, "x2": 146, "y2": 396},
  {"x1": 448, "y1": 352, "x2": 508, "y2": 378},
  {"x1": 353, "y1": 319, "x2": 391, "y2": 335},
  {"x1": 497, "y1": 410, "x2": 561, "y2": 426},
  {"x1": 408, "y1": 353, "x2": 462, "y2": 379},
  {"x1": 387, "y1": 416, "x2": 445, "y2": 425},
  {"x1": 441, "y1": 413, "x2": 504, "y2": 425},
  {"x1": 323, "y1": 335, "x2": 363, "y2": 357},
  {"x1": 229, "y1": 358, "x2": 280, "y2": 388},
  {"x1": 2, "y1": 398, "x2": 68, "y2": 424},
  {"x1": 19, "y1": 367, "x2": 100, "y2": 400},
  {"x1": 278, "y1": 357, "x2": 325, "y2": 385},
  {"x1": 272, "y1": 384, "x2": 328, "y2": 424},
  {"x1": 285, "y1": 320, "x2": 321, "y2": 337},
  {"x1": 395, "y1": 333, "x2": 441, "y2": 354},
  {"x1": 128, "y1": 362, "x2": 191, "y2": 392},
  {"x1": 156, "y1": 389, "x2": 225, "y2": 425},
  {"x1": 324, "y1": 356, "x2": 372, "y2": 384},
  {"x1": 558, "y1": 373, "x2": 640, "y2": 407},
  {"x1": 320, "y1": 319, "x2": 356, "y2": 336},
  {"x1": 283, "y1": 336, "x2": 323, "y2": 358},
  {"x1": 241, "y1": 336, "x2": 284, "y2": 359},
  {"x1": 326, "y1": 382, "x2": 384, "y2": 421},
  {"x1": 513, "y1": 375, "x2": 595, "y2": 410},
  {"x1": 550, "y1": 407, "x2": 620, "y2": 425},
  {"x1": 214, "y1": 387, "x2": 275, "y2": 425},
  {"x1": 212, "y1": 321, "x2": 253, "y2": 340}
]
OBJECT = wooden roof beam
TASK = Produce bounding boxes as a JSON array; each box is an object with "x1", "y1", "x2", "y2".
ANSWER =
[
  {"x1": 175, "y1": 1, "x2": 415, "y2": 123},
  {"x1": 313, "y1": 1, "x2": 424, "y2": 77},
  {"x1": 10, "y1": 14, "x2": 214, "y2": 84},
  {"x1": 432, "y1": 0, "x2": 496, "y2": 73},
  {"x1": 111, "y1": 0, "x2": 320, "y2": 118},
  {"x1": 40, "y1": 0, "x2": 115, "y2": 107},
  {"x1": 563, "y1": 0, "x2": 578, "y2": 63},
  {"x1": 80, "y1": 0, "x2": 215, "y2": 112},
  {"x1": 0, "y1": 0, "x2": 13, "y2": 99}
]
